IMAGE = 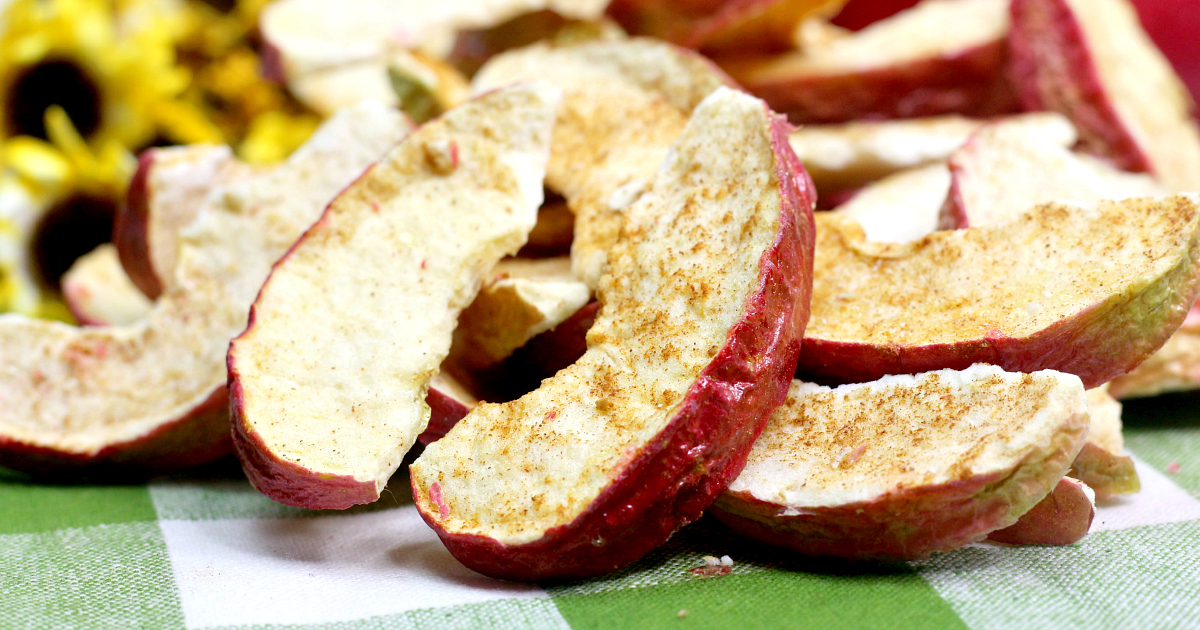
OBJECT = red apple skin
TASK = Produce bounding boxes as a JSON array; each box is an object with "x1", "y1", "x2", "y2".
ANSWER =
[
  {"x1": 1008, "y1": 0, "x2": 1152, "y2": 174},
  {"x1": 734, "y1": 40, "x2": 1019, "y2": 125},
  {"x1": 417, "y1": 389, "x2": 474, "y2": 446},
  {"x1": 0, "y1": 387, "x2": 231, "y2": 475},
  {"x1": 987, "y1": 477, "x2": 1094, "y2": 546},
  {"x1": 711, "y1": 470, "x2": 1014, "y2": 560},
  {"x1": 259, "y1": 39, "x2": 288, "y2": 84},
  {"x1": 413, "y1": 112, "x2": 817, "y2": 581},
  {"x1": 605, "y1": 0, "x2": 800, "y2": 52},
  {"x1": 113, "y1": 151, "x2": 162, "y2": 300},
  {"x1": 939, "y1": 153, "x2": 977, "y2": 229},
  {"x1": 1130, "y1": 0, "x2": 1200, "y2": 103},
  {"x1": 830, "y1": 0, "x2": 922, "y2": 30}
]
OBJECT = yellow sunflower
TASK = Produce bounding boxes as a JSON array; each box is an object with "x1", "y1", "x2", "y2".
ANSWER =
[
  {"x1": 0, "y1": 106, "x2": 134, "y2": 319},
  {"x1": 0, "y1": 0, "x2": 222, "y2": 152}
]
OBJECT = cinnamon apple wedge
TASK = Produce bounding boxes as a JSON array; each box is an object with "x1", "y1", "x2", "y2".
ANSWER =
[
  {"x1": 115, "y1": 144, "x2": 260, "y2": 300},
  {"x1": 62, "y1": 244, "x2": 153, "y2": 327},
  {"x1": 830, "y1": 163, "x2": 951, "y2": 244},
  {"x1": 411, "y1": 87, "x2": 816, "y2": 581},
  {"x1": 1108, "y1": 328, "x2": 1200, "y2": 399},
  {"x1": 788, "y1": 115, "x2": 984, "y2": 191},
  {"x1": 719, "y1": 0, "x2": 1016, "y2": 124},
  {"x1": 711, "y1": 365, "x2": 1089, "y2": 561},
  {"x1": 228, "y1": 84, "x2": 560, "y2": 510},
  {"x1": 798, "y1": 195, "x2": 1200, "y2": 388},
  {"x1": 943, "y1": 114, "x2": 1166, "y2": 228},
  {"x1": 0, "y1": 103, "x2": 411, "y2": 473},
  {"x1": 1009, "y1": 0, "x2": 1200, "y2": 192},
  {"x1": 1067, "y1": 385, "x2": 1139, "y2": 499},
  {"x1": 448, "y1": 257, "x2": 590, "y2": 372},
  {"x1": 471, "y1": 37, "x2": 734, "y2": 289},
  {"x1": 987, "y1": 477, "x2": 1095, "y2": 546}
]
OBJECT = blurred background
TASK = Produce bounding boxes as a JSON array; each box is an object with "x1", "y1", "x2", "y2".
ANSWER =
[{"x1": 0, "y1": 0, "x2": 1196, "y2": 322}]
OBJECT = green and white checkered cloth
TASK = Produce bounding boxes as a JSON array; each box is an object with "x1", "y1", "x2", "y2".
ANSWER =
[{"x1": 3, "y1": 393, "x2": 1199, "y2": 630}]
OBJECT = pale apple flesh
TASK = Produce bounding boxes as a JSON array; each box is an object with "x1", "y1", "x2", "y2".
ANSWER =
[
  {"x1": 228, "y1": 85, "x2": 559, "y2": 510},
  {"x1": 712, "y1": 366, "x2": 1089, "y2": 561},
  {"x1": 471, "y1": 37, "x2": 735, "y2": 289},
  {"x1": 787, "y1": 115, "x2": 984, "y2": 191},
  {"x1": 62, "y1": 245, "x2": 153, "y2": 327},
  {"x1": 115, "y1": 145, "x2": 259, "y2": 300},
  {"x1": 447, "y1": 257, "x2": 590, "y2": 372},
  {"x1": 943, "y1": 113, "x2": 1165, "y2": 229},
  {"x1": 830, "y1": 163, "x2": 950, "y2": 244},
  {"x1": 1065, "y1": 385, "x2": 1139, "y2": 499},
  {"x1": 719, "y1": 0, "x2": 1017, "y2": 124},
  {"x1": 987, "y1": 477, "x2": 1095, "y2": 546},
  {"x1": 1108, "y1": 328, "x2": 1200, "y2": 399},
  {"x1": 0, "y1": 103, "x2": 410, "y2": 473},
  {"x1": 1008, "y1": 0, "x2": 1200, "y2": 192},
  {"x1": 410, "y1": 88, "x2": 817, "y2": 580},
  {"x1": 798, "y1": 196, "x2": 1200, "y2": 389}
]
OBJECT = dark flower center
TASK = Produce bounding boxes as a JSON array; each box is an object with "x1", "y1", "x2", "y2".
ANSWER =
[
  {"x1": 199, "y1": 0, "x2": 237, "y2": 13},
  {"x1": 6, "y1": 59, "x2": 102, "y2": 141},
  {"x1": 32, "y1": 193, "x2": 117, "y2": 290}
]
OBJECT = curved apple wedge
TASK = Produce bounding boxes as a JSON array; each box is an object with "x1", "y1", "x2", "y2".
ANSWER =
[
  {"x1": 62, "y1": 245, "x2": 153, "y2": 327},
  {"x1": 944, "y1": 114, "x2": 1165, "y2": 229},
  {"x1": 1009, "y1": 0, "x2": 1200, "y2": 192},
  {"x1": 987, "y1": 477, "x2": 1095, "y2": 546},
  {"x1": 711, "y1": 365, "x2": 1089, "y2": 561},
  {"x1": 410, "y1": 87, "x2": 817, "y2": 581},
  {"x1": 228, "y1": 84, "x2": 561, "y2": 510},
  {"x1": 0, "y1": 103, "x2": 411, "y2": 474},
  {"x1": 719, "y1": 0, "x2": 1016, "y2": 124},
  {"x1": 787, "y1": 115, "x2": 985, "y2": 191},
  {"x1": 115, "y1": 145, "x2": 261, "y2": 300},
  {"x1": 798, "y1": 195, "x2": 1200, "y2": 388},
  {"x1": 471, "y1": 37, "x2": 734, "y2": 289},
  {"x1": 830, "y1": 163, "x2": 951, "y2": 244},
  {"x1": 1066, "y1": 386, "x2": 1139, "y2": 499}
]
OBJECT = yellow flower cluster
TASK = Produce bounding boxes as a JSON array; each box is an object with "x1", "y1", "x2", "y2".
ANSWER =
[{"x1": 0, "y1": 0, "x2": 320, "y2": 317}]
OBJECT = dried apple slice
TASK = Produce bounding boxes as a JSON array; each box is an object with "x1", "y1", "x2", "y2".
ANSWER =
[
  {"x1": 987, "y1": 477, "x2": 1095, "y2": 546},
  {"x1": 711, "y1": 366, "x2": 1089, "y2": 560},
  {"x1": 0, "y1": 103, "x2": 410, "y2": 473},
  {"x1": 1108, "y1": 330, "x2": 1200, "y2": 399},
  {"x1": 719, "y1": 0, "x2": 1016, "y2": 124},
  {"x1": 605, "y1": 0, "x2": 845, "y2": 53},
  {"x1": 798, "y1": 195, "x2": 1200, "y2": 388},
  {"x1": 115, "y1": 145, "x2": 260, "y2": 300},
  {"x1": 1009, "y1": 0, "x2": 1200, "y2": 192},
  {"x1": 944, "y1": 114, "x2": 1166, "y2": 228},
  {"x1": 448, "y1": 257, "x2": 590, "y2": 371},
  {"x1": 228, "y1": 85, "x2": 560, "y2": 510},
  {"x1": 62, "y1": 244, "x2": 152, "y2": 327},
  {"x1": 419, "y1": 372, "x2": 478, "y2": 446},
  {"x1": 260, "y1": 0, "x2": 608, "y2": 82},
  {"x1": 473, "y1": 38, "x2": 733, "y2": 289},
  {"x1": 830, "y1": 163, "x2": 950, "y2": 244},
  {"x1": 411, "y1": 87, "x2": 816, "y2": 581},
  {"x1": 788, "y1": 115, "x2": 983, "y2": 191},
  {"x1": 1067, "y1": 385, "x2": 1139, "y2": 499}
]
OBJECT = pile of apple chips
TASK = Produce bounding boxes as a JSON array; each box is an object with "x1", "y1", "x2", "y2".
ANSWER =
[{"x1": 3, "y1": 0, "x2": 1200, "y2": 580}]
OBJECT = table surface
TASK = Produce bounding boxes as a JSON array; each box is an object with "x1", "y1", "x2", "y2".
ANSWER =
[{"x1": 1, "y1": 391, "x2": 1198, "y2": 630}]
